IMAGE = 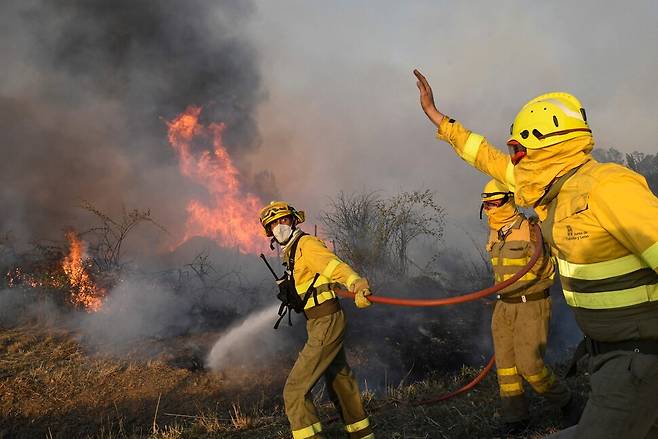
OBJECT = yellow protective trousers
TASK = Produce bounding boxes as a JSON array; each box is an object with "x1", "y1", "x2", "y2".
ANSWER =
[
  {"x1": 492, "y1": 297, "x2": 571, "y2": 422},
  {"x1": 284, "y1": 307, "x2": 373, "y2": 439}
]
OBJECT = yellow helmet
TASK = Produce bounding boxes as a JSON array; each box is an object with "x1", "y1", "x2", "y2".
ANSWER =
[
  {"x1": 480, "y1": 179, "x2": 515, "y2": 220},
  {"x1": 258, "y1": 201, "x2": 305, "y2": 237},
  {"x1": 507, "y1": 92, "x2": 591, "y2": 150},
  {"x1": 481, "y1": 179, "x2": 513, "y2": 202}
]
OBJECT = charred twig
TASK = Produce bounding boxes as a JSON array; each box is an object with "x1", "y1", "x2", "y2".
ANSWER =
[{"x1": 79, "y1": 200, "x2": 168, "y2": 272}]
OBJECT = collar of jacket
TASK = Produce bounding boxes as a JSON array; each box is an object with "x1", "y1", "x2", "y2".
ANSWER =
[
  {"x1": 536, "y1": 161, "x2": 590, "y2": 207},
  {"x1": 497, "y1": 214, "x2": 524, "y2": 241},
  {"x1": 281, "y1": 229, "x2": 304, "y2": 262}
]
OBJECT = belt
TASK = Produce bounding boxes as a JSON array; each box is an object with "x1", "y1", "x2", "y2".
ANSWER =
[
  {"x1": 497, "y1": 289, "x2": 549, "y2": 303},
  {"x1": 584, "y1": 337, "x2": 658, "y2": 356},
  {"x1": 566, "y1": 336, "x2": 658, "y2": 377},
  {"x1": 304, "y1": 298, "x2": 341, "y2": 320}
]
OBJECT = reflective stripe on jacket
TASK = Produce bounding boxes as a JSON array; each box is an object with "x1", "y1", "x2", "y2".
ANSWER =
[
  {"x1": 539, "y1": 160, "x2": 658, "y2": 311},
  {"x1": 285, "y1": 235, "x2": 361, "y2": 310},
  {"x1": 488, "y1": 215, "x2": 554, "y2": 297},
  {"x1": 436, "y1": 117, "x2": 658, "y2": 342}
]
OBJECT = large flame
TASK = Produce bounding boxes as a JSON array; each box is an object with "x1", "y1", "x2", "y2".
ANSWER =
[
  {"x1": 167, "y1": 106, "x2": 266, "y2": 254},
  {"x1": 6, "y1": 231, "x2": 106, "y2": 312},
  {"x1": 62, "y1": 231, "x2": 106, "y2": 312}
]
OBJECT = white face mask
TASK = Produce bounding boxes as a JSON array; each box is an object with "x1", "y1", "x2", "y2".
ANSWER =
[{"x1": 272, "y1": 224, "x2": 293, "y2": 244}]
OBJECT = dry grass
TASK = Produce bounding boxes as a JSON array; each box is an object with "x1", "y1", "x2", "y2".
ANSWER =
[
  {"x1": 0, "y1": 323, "x2": 588, "y2": 439},
  {"x1": 0, "y1": 323, "x2": 284, "y2": 438},
  {"x1": 229, "y1": 403, "x2": 253, "y2": 430}
]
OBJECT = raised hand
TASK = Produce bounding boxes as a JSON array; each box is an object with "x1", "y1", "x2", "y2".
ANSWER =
[{"x1": 414, "y1": 69, "x2": 445, "y2": 128}]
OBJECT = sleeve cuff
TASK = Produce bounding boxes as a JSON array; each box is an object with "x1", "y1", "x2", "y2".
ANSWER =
[
  {"x1": 435, "y1": 115, "x2": 454, "y2": 141},
  {"x1": 346, "y1": 274, "x2": 361, "y2": 290}
]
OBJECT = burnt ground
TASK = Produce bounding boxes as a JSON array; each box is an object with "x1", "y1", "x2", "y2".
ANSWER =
[
  {"x1": 0, "y1": 262, "x2": 586, "y2": 438},
  {"x1": 0, "y1": 317, "x2": 589, "y2": 439},
  {"x1": 0, "y1": 323, "x2": 288, "y2": 438}
]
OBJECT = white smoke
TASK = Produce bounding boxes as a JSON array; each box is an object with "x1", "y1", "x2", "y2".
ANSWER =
[
  {"x1": 206, "y1": 303, "x2": 295, "y2": 371},
  {"x1": 78, "y1": 278, "x2": 194, "y2": 347}
]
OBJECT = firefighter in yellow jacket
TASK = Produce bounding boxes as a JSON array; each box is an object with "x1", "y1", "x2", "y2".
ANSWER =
[
  {"x1": 481, "y1": 179, "x2": 572, "y2": 432},
  {"x1": 414, "y1": 69, "x2": 658, "y2": 438},
  {"x1": 259, "y1": 201, "x2": 374, "y2": 439}
]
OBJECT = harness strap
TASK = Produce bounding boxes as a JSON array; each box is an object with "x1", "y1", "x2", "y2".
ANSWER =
[
  {"x1": 274, "y1": 303, "x2": 293, "y2": 330},
  {"x1": 300, "y1": 273, "x2": 321, "y2": 309}
]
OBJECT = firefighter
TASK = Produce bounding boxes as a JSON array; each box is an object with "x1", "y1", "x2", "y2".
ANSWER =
[
  {"x1": 259, "y1": 201, "x2": 375, "y2": 439},
  {"x1": 481, "y1": 179, "x2": 572, "y2": 433},
  {"x1": 414, "y1": 69, "x2": 658, "y2": 438}
]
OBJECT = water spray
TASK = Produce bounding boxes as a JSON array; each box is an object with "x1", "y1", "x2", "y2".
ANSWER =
[{"x1": 206, "y1": 303, "x2": 281, "y2": 371}]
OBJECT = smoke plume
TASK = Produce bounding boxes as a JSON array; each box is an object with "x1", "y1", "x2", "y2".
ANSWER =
[{"x1": 0, "y1": 1, "x2": 266, "y2": 247}]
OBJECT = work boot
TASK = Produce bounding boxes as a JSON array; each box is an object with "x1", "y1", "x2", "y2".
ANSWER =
[{"x1": 560, "y1": 395, "x2": 583, "y2": 428}]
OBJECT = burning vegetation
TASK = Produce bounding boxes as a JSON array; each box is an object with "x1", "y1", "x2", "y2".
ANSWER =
[
  {"x1": 6, "y1": 230, "x2": 106, "y2": 312},
  {"x1": 0, "y1": 129, "x2": 586, "y2": 439},
  {"x1": 62, "y1": 231, "x2": 106, "y2": 312},
  {"x1": 167, "y1": 106, "x2": 266, "y2": 255},
  {"x1": 0, "y1": 107, "x2": 531, "y2": 437}
]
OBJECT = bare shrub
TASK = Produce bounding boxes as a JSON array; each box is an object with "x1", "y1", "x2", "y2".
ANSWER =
[
  {"x1": 321, "y1": 190, "x2": 445, "y2": 281},
  {"x1": 80, "y1": 200, "x2": 167, "y2": 272}
]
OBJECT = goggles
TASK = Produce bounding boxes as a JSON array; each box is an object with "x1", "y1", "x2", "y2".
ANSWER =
[{"x1": 479, "y1": 192, "x2": 512, "y2": 219}]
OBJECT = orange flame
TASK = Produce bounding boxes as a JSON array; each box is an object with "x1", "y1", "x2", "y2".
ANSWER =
[
  {"x1": 5, "y1": 267, "x2": 57, "y2": 289},
  {"x1": 167, "y1": 106, "x2": 266, "y2": 254},
  {"x1": 62, "y1": 231, "x2": 106, "y2": 312}
]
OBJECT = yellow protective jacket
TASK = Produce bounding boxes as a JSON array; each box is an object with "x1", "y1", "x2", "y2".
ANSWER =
[
  {"x1": 487, "y1": 214, "x2": 554, "y2": 298},
  {"x1": 283, "y1": 233, "x2": 361, "y2": 310},
  {"x1": 438, "y1": 117, "x2": 517, "y2": 194},
  {"x1": 438, "y1": 118, "x2": 658, "y2": 342}
]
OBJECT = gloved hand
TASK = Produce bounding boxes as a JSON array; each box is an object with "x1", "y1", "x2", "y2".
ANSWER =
[{"x1": 350, "y1": 278, "x2": 372, "y2": 308}]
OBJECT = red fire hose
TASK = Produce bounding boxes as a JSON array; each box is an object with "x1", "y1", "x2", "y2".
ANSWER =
[
  {"x1": 333, "y1": 224, "x2": 543, "y2": 405},
  {"x1": 325, "y1": 356, "x2": 496, "y2": 427},
  {"x1": 409, "y1": 356, "x2": 496, "y2": 406},
  {"x1": 239, "y1": 225, "x2": 545, "y2": 435},
  {"x1": 334, "y1": 224, "x2": 543, "y2": 307}
]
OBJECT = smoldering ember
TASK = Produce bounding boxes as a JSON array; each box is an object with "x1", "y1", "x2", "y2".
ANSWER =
[{"x1": 2, "y1": 2, "x2": 658, "y2": 439}]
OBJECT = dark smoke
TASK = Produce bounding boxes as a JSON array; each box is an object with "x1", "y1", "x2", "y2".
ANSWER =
[
  {"x1": 36, "y1": 1, "x2": 263, "y2": 151},
  {"x1": 0, "y1": 0, "x2": 265, "y2": 245},
  {"x1": 0, "y1": 0, "x2": 289, "y2": 372},
  {"x1": 0, "y1": 1, "x2": 581, "y2": 397}
]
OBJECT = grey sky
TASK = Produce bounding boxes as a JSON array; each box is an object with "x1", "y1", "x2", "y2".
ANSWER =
[
  {"x1": 1, "y1": 0, "x2": 656, "y2": 249},
  {"x1": 245, "y1": 0, "x2": 658, "y2": 225}
]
